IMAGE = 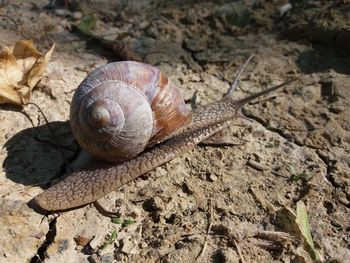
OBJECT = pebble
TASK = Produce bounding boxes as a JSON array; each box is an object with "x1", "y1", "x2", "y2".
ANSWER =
[
  {"x1": 74, "y1": 235, "x2": 91, "y2": 247},
  {"x1": 100, "y1": 253, "x2": 114, "y2": 263},
  {"x1": 279, "y1": 3, "x2": 292, "y2": 16},
  {"x1": 90, "y1": 235, "x2": 106, "y2": 250},
  {"x1": 72, "y1": 12, "x2": 83, "y2": 20},
  {"x1": 121, "y1": 237, "x2": 135, "y2": 254},
  {"x1": 99, "y1": 243, "x2": 115, "y2": 256},
  {"x1": 208, "y1": 173, "x2": 218, "y2": 182},
  {"x1": 54, "y1": 9, "x2": 72, "y2": 17}
]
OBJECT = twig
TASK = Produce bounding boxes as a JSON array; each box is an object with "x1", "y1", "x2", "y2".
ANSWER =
[
  {"x1": 26, "y1": 102, "x2": 72, "y2": 170},
  {"x1": 196, "y1": 198, "x2": 213, "y2": 261},
  {"x1": 234, "y1": 239, "x2": 246, "y2": 263},
  {"x1": 251, "y1": 230, "x2": 297, "y2": 244}
]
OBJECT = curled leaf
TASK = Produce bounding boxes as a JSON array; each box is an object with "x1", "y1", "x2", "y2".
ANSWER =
[
  {"x1": 0, "y1": 40, "x2": 55, "y2": 105},
  {"x1": 275, "y1": 201, "x2": 322, "y2": 261},
  {"x1": 296, "y1": 201, "x2": 322, "y2": 261}
]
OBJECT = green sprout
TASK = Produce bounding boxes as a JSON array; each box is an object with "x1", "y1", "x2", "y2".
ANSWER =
[
  {"x1": 287, "y1": 164, "x2": 312, "y2": 182},
  {"x1": 111, "y1": 217, "x2": 135, "y2": 227},
  {"x1": 100, "y1": 229, "x2": 117, "y2": 250}
]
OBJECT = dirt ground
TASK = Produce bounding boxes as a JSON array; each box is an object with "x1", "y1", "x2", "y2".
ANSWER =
[{"x1": 0, "y1": 1, "x2": 349, "y2": 262}]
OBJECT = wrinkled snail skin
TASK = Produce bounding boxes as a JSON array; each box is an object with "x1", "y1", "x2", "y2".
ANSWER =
[
  {"x1": 35, "y1": 99, "x2": 238, "y2": 211},
  {"x1": 34, "y1": 61, "x2": 291, "y2": 211},
  {"x1": 35, "y1": 122, "x2": 233, "y2": 211}
]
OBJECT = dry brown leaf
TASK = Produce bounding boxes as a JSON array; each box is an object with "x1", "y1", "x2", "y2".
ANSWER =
[
  {"x1": 275, "y1": 202, "x2": 323, "y2": 262},
  {"x1": 0, "y1": 40, "x2": 55, "y2": 105}
]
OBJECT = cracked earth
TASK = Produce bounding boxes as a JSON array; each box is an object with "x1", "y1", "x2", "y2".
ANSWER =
[{"x1": 0, "y1": 1, "x2": 349, "y2": 262}]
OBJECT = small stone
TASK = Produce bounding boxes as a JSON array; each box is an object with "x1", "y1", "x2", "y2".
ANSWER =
[
  {"x1": 54, "y1": 9, "x2": 72, "y2": 17},
  {"x1": 99, "y1": 243, "x2": 115, "y2": 256},
  {"x1": 90, "y1": 235, "x2": 106, "y2": 250},
  {"x1": 138, "y1": 188, "x2": 148, "y2": 196},
  {"x1": 74, "y1": 235, "x2": 92, "y2": 247},
  {"x1": 208, "y1": 173, "x2": 218, "y2": 182},
  {"x1": 279, "y1": 3, "x2": 292, "y2": 16},
  {"x1": 100, "y1": 253, "x2": 114, "y2": 263},
  {"x1": 121, "y1": 237, "x2": 135, "y2": 254},
  {"x1": 72, "y1": 12, "x2": 83, "y2": 20}
]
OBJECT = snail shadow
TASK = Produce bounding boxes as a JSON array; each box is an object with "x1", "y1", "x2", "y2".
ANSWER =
[{"x1": 2, "y1": 121, "x2": 78, "y2": 187}]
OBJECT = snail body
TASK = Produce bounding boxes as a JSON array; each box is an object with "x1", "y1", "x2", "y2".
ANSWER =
[
  {"x1": 35, "y1": 61, "x2": 296, "y2": 211},
  {"x1": 70, "y1": 61, "x2": 191, "y2": 163}
]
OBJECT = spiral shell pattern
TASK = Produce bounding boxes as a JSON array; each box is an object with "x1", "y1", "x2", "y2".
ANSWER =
[{"x1": 70, "y1": 61, "x2": 192, "y2": 163}]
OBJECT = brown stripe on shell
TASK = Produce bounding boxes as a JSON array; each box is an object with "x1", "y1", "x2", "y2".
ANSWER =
[{"x1": 148, "y1": 72, "x2": 192, "y2": 145}]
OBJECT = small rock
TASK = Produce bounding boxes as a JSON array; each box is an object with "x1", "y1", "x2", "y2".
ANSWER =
[
  {"x1": 99, "y1": 243, "x2": 115, "y2": 256},
  {"x1": 72, "y1": 11, "x2": 83, "y2": 20},
  {"x1": 100, "y1": 253, "x2": 114, "y2": 263},
  {"x1": 54, "y1": 9, "x2": 72, "y2": 17},
  {"x1": 121, "y1": 237, "x2": 135, "y2": 254},
  {"x1": 208, "y1": 173, "x2": 218, "y2": 182},
  {"x1": 74, "y1": 235, "x2": 92, "y2": 247},
  {"x1": 279, "y1": 3, "x2": 292, "y2": 16},
  {"x1": 90, "y1": 235, "x2": 106, "y2": 250},
  {"x1": 138, "y1": 188, "x2": 148, "y2": 196}
]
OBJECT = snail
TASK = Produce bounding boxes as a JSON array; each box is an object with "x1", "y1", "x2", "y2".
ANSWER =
[{"x1": 34, "y1": 60, "x2": 297, "y2": 211}]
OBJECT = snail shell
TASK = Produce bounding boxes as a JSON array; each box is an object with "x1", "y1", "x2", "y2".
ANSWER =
[{"x1": 70, "y1": 61, "x2": 192, "y2": 163}]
